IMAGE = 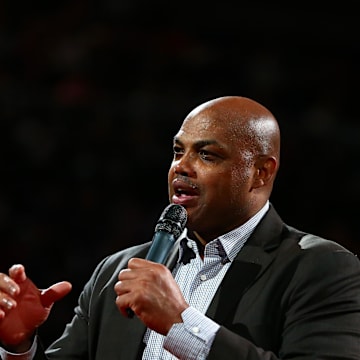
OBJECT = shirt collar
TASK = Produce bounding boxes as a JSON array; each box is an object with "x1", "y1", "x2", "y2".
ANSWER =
[{"x1": 178, "y1": 201, "x2": 270, "y2": 264}]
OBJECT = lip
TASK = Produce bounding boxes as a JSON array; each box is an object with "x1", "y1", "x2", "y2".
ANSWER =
[{"x1": 171, "y1": 178, "x2": 199, "y2": 206}]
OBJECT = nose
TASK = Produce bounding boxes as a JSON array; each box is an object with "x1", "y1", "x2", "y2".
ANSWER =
[{"x1": 173, "y1": 152, "x2": 195, "y2": 177}]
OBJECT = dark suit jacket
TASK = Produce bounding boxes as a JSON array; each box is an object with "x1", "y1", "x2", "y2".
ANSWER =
[{"x1": 35, "y1": 206, "x2": 360, "y2": 359}]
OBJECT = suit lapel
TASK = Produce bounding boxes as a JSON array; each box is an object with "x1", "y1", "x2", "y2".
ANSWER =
[
  {"x1": 208, "y1": 246, "x2": 272, "y2": 323},
  {"x1": 207, "y1": 206, "x2": 286, "y2": 324}
]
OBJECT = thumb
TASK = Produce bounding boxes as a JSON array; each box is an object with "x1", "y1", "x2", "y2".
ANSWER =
[{"x1": 40, "y1": 281, "x2": 72, "y2": 308}]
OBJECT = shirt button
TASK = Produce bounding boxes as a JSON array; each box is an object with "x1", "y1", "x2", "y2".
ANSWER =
[
  {"x1": 192, "y1": 326, "x2": 200, "y2": 334},
  {"x1": 200, "y1": 274, "x2": 207, "y2": 281},
  {"x1": 187, "y1": 241, "x2": 193, "y2": 248}
]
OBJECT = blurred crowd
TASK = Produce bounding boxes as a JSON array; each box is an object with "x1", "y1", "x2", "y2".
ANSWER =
[{"x1": 0, "y1": 1, "x2": 359, "y2": 346}]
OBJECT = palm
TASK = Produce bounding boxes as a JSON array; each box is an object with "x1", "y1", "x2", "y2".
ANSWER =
[{"x1": 0, "y1": 277, "x2": 71, "y2": 346}]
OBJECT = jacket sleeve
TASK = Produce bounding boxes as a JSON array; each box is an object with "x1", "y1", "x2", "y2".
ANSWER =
[{"x1": 33, "y1": 256, "x2": 110, "y2": 360}]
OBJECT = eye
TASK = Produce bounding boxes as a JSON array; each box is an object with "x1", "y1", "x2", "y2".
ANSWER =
[
  {"x1": 199, "y1": 150, "x2": 216, "y2": 161},
  {"x1": 173, "y1": 145, "x2": 184, "y2": 158}
]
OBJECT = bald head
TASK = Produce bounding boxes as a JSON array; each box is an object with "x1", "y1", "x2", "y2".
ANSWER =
[{"x1": 186, "y1": 96, "x2": 280, "y2": 171}]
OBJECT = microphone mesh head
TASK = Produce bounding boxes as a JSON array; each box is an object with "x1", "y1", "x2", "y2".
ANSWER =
[{"x1": 155, "y1": 204, "x2": 187, "y2": 238}]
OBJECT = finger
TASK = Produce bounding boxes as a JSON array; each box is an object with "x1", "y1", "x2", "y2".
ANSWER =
[
  {"x1": 128, "y1": 258, "x2": 166, "y2": 274},
  {"x1": 115, "y1": 293, "x2": 134, "y2": 318},
  {"x1": 127, "y1": 257, "x2": 149, "y2": 269},
  {"x1": 0, "y1": 294, "x2": 17, "y2": 312},
  {"x1": 40, "y1": 281, "x2": 72, "y2": 308},
  {"x1": 0, "y1": 274, "x2": 20, "y2": 297},
  {"x1": 8, "y1": 264, "x2": 26, "y2": 283},
  {"x1": 114, "y1": 280, "x2": 121, "y2": 295},
  {"x1": 114, "y1": 280, "x2": 131, "y2": 297},
  {"x1": 114, "y1": 281, "x2": 136, "y2": 318},
  {"x1": 118, "y1": 268, "x2": 136, "y2": 281}
]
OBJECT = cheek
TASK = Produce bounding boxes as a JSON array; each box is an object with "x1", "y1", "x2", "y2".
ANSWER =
[
  {"x1": 168, "y1": 162, "x2": 176, "y2": 179},
  {"x1": 232, "y1": 166, "x2": 249, "y2": 183},
  {"x1": 167, "y1": 167, "x2": 174, "y2": 192},
  {"x1": 229, "y1": 167, "x2": 252, "y2": 196}
]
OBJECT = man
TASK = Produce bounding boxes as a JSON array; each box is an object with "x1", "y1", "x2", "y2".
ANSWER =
[{"x1": 0, "y1": 96, "x2": 359, "y2": 359}]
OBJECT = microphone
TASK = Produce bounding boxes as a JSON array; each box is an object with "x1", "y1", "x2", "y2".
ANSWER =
[
  {"x1": 126, "y1": 203, "x2": 187, "y2": 318},
  {"x1": 145, "y1": 203, "x2": 188, "y2": 264}
]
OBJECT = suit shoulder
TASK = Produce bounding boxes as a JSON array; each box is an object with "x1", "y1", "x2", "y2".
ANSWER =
[{"x1": 298, "y1": 233, "x2": 353, "y2": 253}]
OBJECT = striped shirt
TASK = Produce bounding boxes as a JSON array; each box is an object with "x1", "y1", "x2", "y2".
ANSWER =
[{"x1": 142, "y1": 201, "x2": 270, "y2": 359}]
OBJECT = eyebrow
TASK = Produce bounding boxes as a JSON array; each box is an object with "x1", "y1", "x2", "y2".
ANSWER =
[{"x1": 173, "y1": 137, "x2": 220, "y2": 148}]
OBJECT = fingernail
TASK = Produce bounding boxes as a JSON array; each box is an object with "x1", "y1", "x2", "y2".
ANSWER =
[
  {"x1": 3, "y1": 277, "x2": 18, "y2": 296},
  {"x1": 2, "y1": 298, "x2": 14, "y2": 309},
  {"x1": 9, "y1": 286, "x2": 17, "y2": 296}
]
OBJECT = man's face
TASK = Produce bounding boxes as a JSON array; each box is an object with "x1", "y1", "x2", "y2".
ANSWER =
[{"x1": 168, "y1": 111, "x2": 257, "y2": 242}]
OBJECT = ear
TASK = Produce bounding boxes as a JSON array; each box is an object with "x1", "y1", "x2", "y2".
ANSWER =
[{"x1": 251, "y1": 156, "x2": 278, "y2": 189}]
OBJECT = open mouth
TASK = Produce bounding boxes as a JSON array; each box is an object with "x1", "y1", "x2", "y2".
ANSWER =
[{"x1": 172, "y1": 178, "x2": 199, "y2": 205}]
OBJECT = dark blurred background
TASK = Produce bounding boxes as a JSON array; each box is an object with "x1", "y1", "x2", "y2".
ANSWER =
[{"x1": 1, "y1": 0, "x2": 359, "y2": 347}]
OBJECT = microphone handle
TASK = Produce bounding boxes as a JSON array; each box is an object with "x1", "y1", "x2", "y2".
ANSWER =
[{"x1": 145, "y1": 231, "x2": 177, "y2": 264}]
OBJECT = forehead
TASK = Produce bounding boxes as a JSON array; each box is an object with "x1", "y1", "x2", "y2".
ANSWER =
[{"x1": 175, "y1": 110, "x2": 242, "y2": 147}]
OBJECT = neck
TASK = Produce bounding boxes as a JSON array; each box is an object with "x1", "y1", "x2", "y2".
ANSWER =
[{"x1": 192, "y1": 231, "x2": 206, "y2": 258}]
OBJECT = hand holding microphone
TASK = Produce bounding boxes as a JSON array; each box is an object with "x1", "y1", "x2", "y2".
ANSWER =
[{"x1": 114, "y1": 204, "x2": 190, "y2": 334}]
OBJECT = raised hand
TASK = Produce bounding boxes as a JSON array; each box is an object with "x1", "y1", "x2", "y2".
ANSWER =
[{"x1": 0, "y1": 264, "x2": 72, "y2": 348}]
